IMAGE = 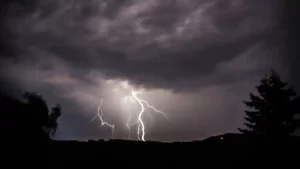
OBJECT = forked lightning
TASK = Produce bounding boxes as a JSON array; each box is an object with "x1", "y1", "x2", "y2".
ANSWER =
[
  {"x1": 90, "y1": 84, "x2": 168, "y2": 141},
  {"x1": 90, "y1": 99, "x2": 114, "y2": 138},
  {"x1": 130, "y1": 90, "x2": 168, "y2": 141}
]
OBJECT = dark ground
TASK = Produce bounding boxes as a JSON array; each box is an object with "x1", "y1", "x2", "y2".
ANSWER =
[{"x1": 5, "y1": 133, "x2": 300, "y2": 168}]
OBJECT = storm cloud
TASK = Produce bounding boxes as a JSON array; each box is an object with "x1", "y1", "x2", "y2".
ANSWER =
[{"x1": 0, "y1": 0, "x2": 298, "y2": 141}]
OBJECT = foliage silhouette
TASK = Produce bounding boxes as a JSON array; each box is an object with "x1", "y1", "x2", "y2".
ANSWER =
[
  {"x1": 1, "y1": 92, "x2": 61, "y2": 142},
  {"x1": 238, "y1": 70, "x2": 300, "y2": 136}
]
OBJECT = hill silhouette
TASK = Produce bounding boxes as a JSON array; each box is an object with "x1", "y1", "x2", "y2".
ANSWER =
[{"x1": 7, "y1": 134, "x2": 300, "y2": 168}]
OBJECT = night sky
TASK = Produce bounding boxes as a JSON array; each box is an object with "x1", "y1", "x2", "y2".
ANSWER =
[{"x1": 0, "y1": 0, "x2": 299, "y2": 142}]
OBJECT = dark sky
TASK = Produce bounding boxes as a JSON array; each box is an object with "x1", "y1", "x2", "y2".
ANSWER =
[{"x1": 0, "y1": 0, "x2": 299, "y2": 142}]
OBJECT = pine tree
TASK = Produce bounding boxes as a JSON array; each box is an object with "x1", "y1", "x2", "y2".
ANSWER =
[{"x1": 238, "y1": 70, "x2": 300, "y2": 136}]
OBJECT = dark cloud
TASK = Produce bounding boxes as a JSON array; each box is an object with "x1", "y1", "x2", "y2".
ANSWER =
[
  {"x1": 282, "y1": 0, "x2": 300, "y2": 91},
  {"x1": 1, "y1": 0, "x2": 298, "y2": 141},
  {"x1": 2, "y1": 0, "x2": 287, "y2": 91}
]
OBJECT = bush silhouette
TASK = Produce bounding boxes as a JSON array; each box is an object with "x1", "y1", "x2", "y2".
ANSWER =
[
  {"x1": 238, "y1": 70, "x2": 300, "y2": 136},
  {"x1": 1, "y1": 92, "x2": 62, "y2": 142}
]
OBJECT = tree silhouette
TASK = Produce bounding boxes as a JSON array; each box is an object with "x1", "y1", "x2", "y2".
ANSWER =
[
  {"x1": 238, "y1": 70, "x2": 300, "y2": 136},
  {"x1": 43, "y1": 104, "x2": 62, "y2": 138},
  {"x1": 22, "y1": 92, "x2": 50, "y2": 139},
  {"x1": 2, "y1": 92, "x2": 62, "y2": 141}
]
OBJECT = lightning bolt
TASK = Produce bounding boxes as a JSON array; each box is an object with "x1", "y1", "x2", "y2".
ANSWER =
[
  {"x1": 130, "y1": 90, "x2": 168, "y2": 142},
  {"x1": 147, "y1": 111, "x2": 153, "y2": 127},
  {"x1": 90, "y1": 82, "x2": 168, "y2": 141},
  {"x1": 126, "y1": 113, "x2": 138, "y2": 140},
  {"x1": 132, "y1": 90, "x2": 145, "y2": 141},
  {"x1": 126, "y1": 115, "x2": 132, "y2": 140},
  {"x1": 140, "y1": 100, "x2": 168, "y2": 120},
  {"x1": 137, "y1": 121, "x2": 141, "y2": 141},
  {"x1": 90, "y1": 99, "x2": 114, "y2": 138}
]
